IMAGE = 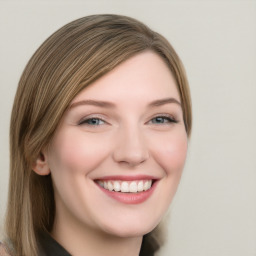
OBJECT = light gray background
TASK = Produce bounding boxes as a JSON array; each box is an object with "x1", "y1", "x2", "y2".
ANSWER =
[{"x1": 0, "y1": 1, "x2": 256, "y2": 255}]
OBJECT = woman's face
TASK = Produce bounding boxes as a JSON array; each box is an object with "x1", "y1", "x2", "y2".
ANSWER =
[{"x1": 45, "y1": 51, "x2": 187, "y2": 237}]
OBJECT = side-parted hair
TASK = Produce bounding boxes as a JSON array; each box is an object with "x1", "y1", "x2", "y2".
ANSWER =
[{"x1": 5, "y1": 14, "x2": 192, "y2": 255}]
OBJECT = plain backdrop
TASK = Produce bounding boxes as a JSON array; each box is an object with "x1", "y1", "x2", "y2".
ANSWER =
[{"x1": 0, "y1": 1, "x2": 256, "y2": 255}]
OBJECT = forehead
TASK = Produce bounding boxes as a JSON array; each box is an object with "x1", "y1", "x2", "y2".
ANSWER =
[{"x1": 72, "y1": 51, "x2": 180, "y2": 104}]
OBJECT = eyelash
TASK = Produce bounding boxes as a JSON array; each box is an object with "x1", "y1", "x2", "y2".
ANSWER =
[
  {"x1": 78, "y1": 117, "x2": 106, "y2": 126},
  {"x1": 78, "y1": 114, "x2": 178, "y2": 126},
  {"x1": 149, "y1": 115, "x2": 178, "y2": 125}
]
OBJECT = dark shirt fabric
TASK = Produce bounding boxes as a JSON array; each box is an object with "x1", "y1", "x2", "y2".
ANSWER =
[
  {"x1": 37, "y1": 231, "x2": 156, "y2": 256},
  {"x1": 37, "y1": 231, "x2": 71, "y2": 256}
]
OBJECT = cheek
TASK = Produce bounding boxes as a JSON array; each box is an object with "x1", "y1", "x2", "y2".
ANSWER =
[
  {"x1": 145, "y1": 129, "x2": 187, "y2": 224},
  {"x1": 48, "y1": 129, "x2": 110, "y2": 176},
  {"x1": 150, "y1": 130, "x2": 188, "y2": 175}
]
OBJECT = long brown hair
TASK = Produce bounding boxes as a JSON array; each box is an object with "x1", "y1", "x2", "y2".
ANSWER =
[{"x1": 5, "y1": 14, "x2": 192, "y2": 255}]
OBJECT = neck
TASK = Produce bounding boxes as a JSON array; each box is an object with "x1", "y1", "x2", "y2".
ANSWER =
[{"x1": 51, "y1": 212, "x2": 143, "y2": 256}]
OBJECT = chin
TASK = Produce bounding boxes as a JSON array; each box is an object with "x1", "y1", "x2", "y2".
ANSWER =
[{"x1": 99, "y1": 217, "x2": 159, "y2": 238}]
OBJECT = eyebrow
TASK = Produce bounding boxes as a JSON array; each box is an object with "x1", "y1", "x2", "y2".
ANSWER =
[
  {"x1": 148, "y1": 97, "x2": 181, "y2": 107},
  {"x1": 69, "y1": 99, "x2": 115, "y2": 109},
  {"x1": 69, "y1": 97, "x2": 181, "y2": 109}
]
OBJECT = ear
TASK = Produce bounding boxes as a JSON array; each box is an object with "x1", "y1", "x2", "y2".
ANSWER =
[{"x1": 32, "y1": 151, "x2": 51, "y2": 176}]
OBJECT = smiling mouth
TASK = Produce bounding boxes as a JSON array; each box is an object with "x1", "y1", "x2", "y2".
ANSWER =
[{"x1": 95, "y1": 180, "x2": 153, "y2": 193}]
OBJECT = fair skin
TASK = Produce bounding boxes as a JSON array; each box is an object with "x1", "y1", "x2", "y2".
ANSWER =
[{"x1": 34, "y1": 51, "x2": 188, "y2": 256}]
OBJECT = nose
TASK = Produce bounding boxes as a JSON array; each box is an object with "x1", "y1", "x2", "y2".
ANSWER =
[{"x1": 112, "y1": 126, "x2": 149, "y2": 167}]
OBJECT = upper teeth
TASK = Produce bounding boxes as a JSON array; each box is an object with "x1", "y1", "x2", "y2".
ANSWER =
[{"x1": 97, "y1": 180, "x2": 153, "y2": 193}]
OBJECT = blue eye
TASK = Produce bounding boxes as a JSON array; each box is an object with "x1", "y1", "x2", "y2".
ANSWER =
[
  {"x1": 79, "y1": 118, "x2": 105, "y2": 126},
  {"x1": 150, "y1": 116, "x2": 177, "y2": 124}
]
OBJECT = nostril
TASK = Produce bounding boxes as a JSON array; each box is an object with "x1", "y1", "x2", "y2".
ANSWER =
[{"x1": 112, "y1": 132, "x2": 149, "y2": 166}]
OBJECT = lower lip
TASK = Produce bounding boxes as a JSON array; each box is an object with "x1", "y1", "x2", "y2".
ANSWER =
[{"x1": 96, "y1": 181, "x2": 158, "y2": 204}]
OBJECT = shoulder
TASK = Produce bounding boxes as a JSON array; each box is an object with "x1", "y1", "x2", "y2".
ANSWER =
[{"x1": 0, "y1": 242, "x2": 12, "y2": 256}]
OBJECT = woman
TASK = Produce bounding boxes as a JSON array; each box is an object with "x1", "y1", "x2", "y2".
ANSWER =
[{"x1": 0, "y1": 14, "x2": 192, "y2": 256}]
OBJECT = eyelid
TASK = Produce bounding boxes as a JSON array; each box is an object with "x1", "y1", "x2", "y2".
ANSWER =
[
  {"x1": 78, "y1": 115, "x2": 108, "y2": 125},
  {"x1": 148, "y1": 113, "x2": 178, "y2": 123}
]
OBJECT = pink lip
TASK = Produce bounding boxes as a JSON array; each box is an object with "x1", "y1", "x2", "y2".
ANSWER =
[
  {"x1": 95, "y1": 175, "x2": 158, "y2": 181},
  {"x1": 94, "y1": 177, "x2": 159, "y2": 204}
]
